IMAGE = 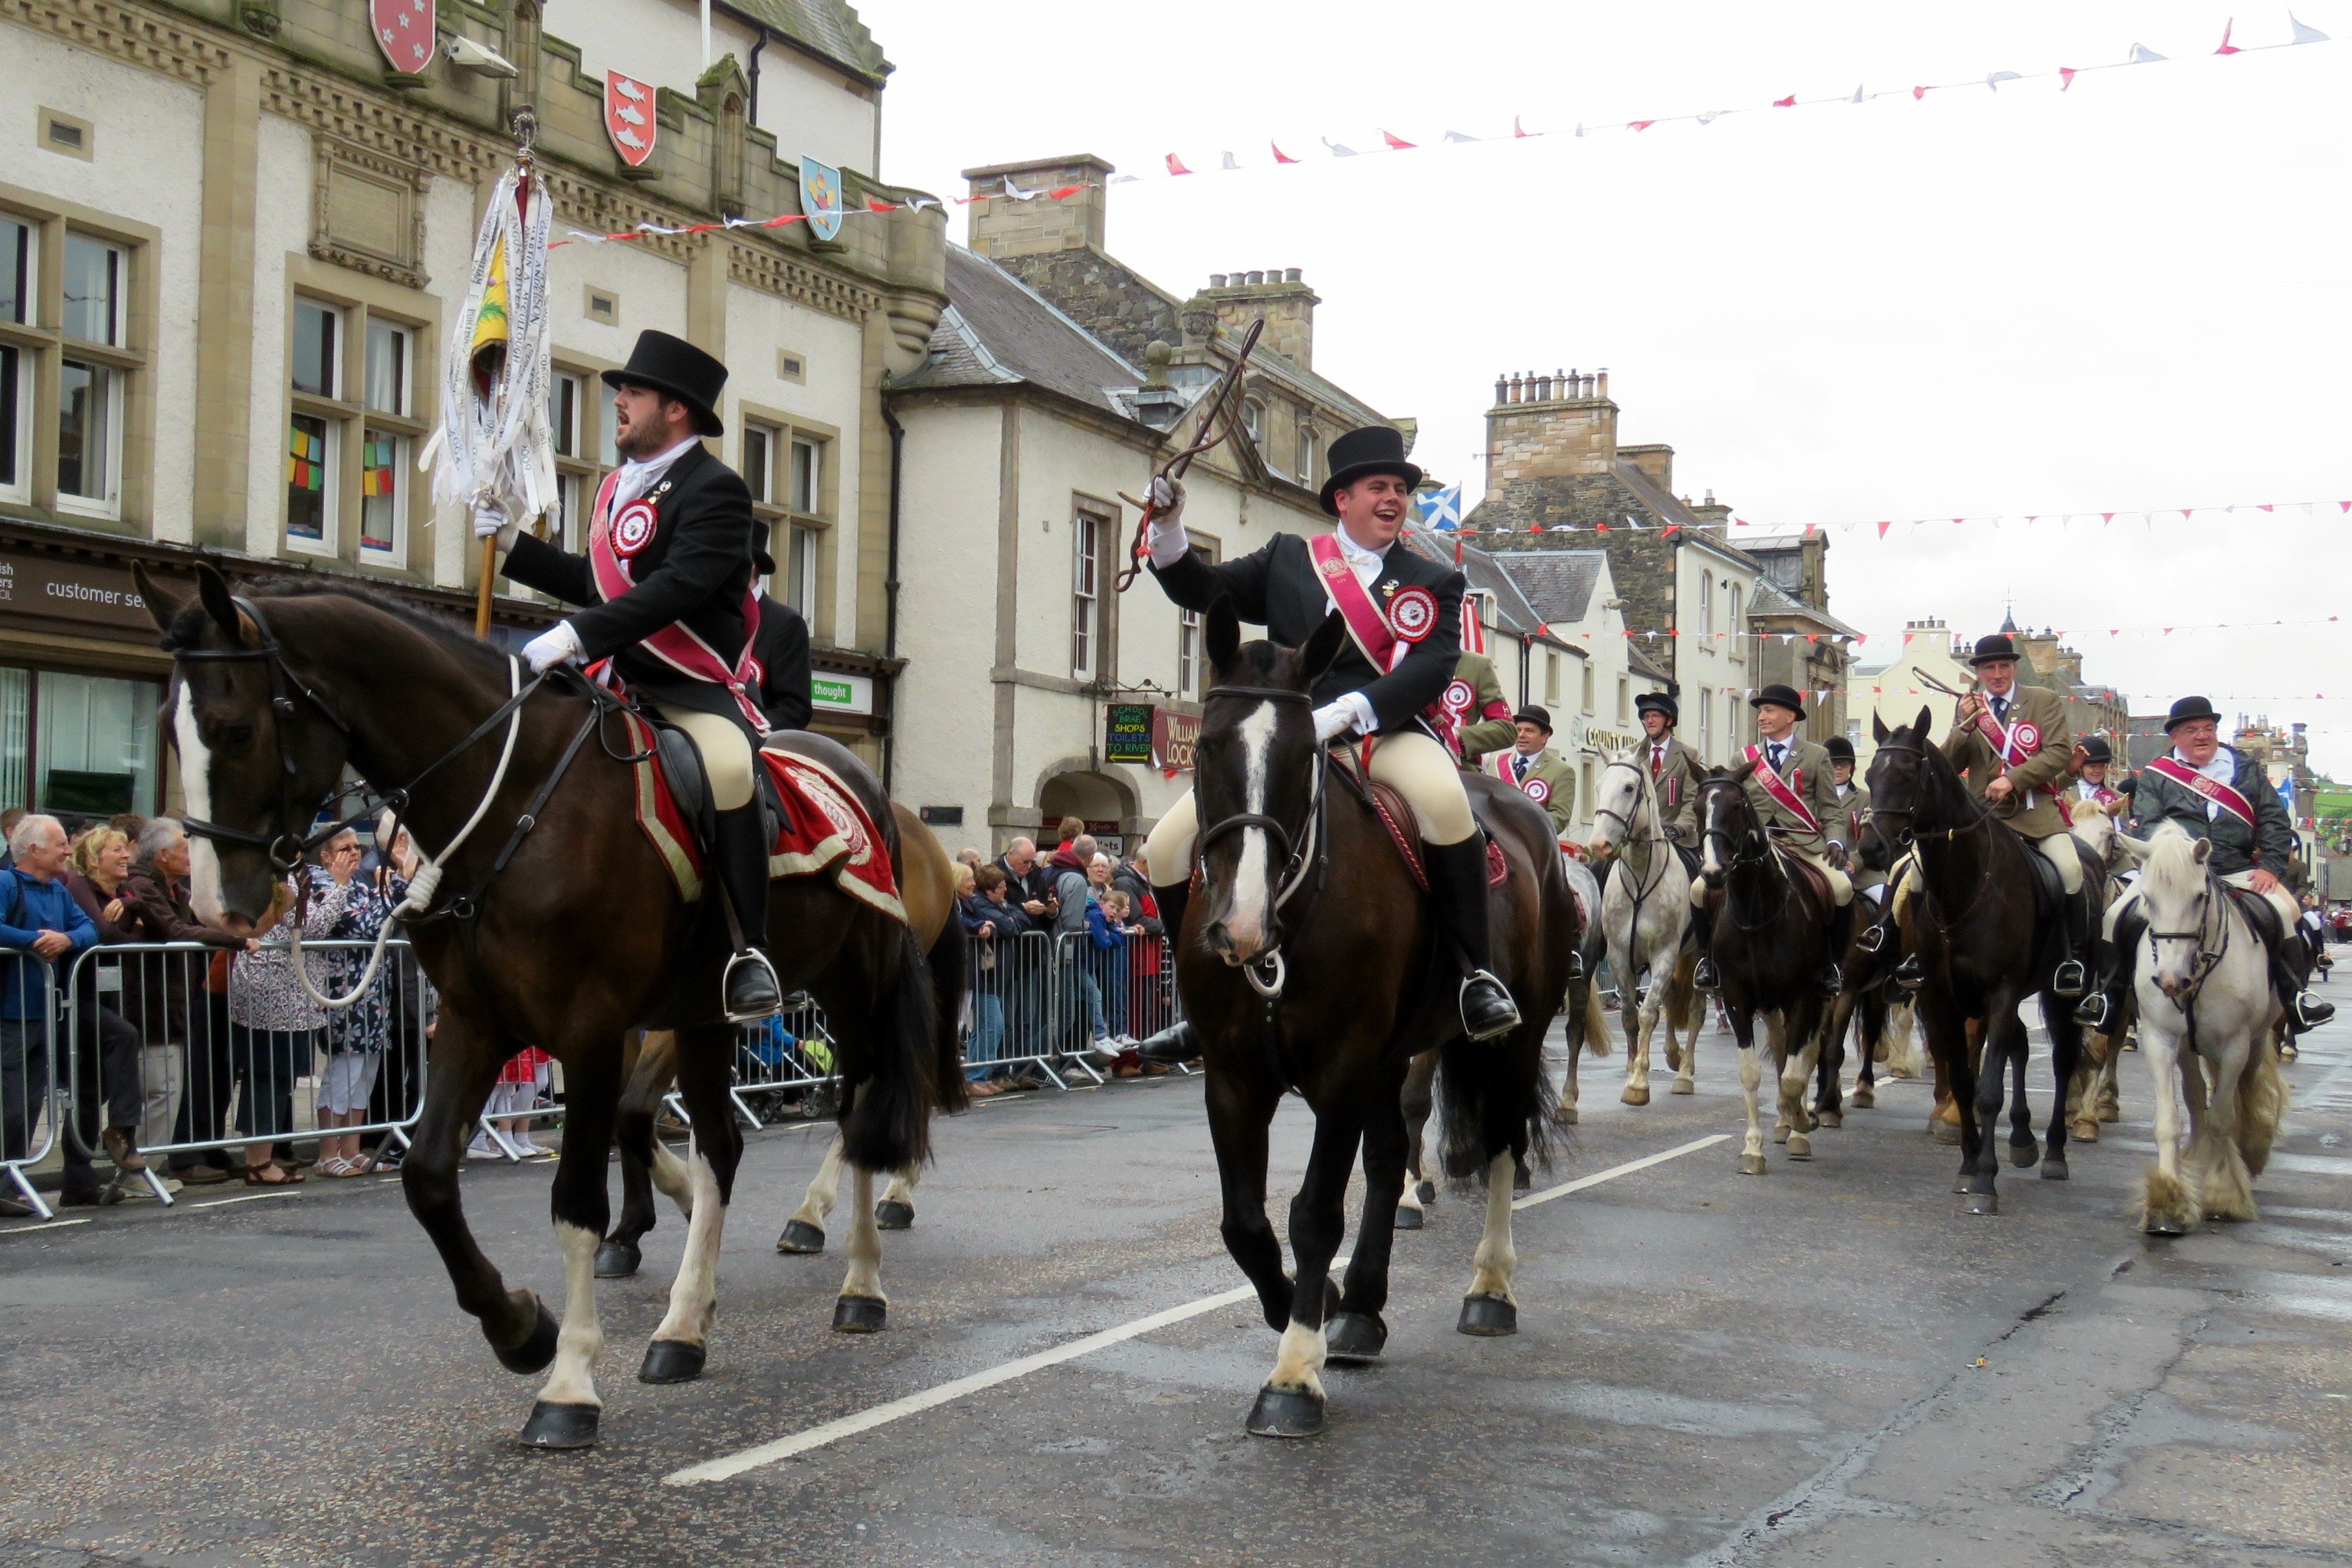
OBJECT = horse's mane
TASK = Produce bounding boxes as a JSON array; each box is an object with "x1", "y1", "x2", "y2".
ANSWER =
[
  {"x1": 2137, "y1": 820, "x2": 2203, "y2": 896},
  {"x1": 1885, "y1": 720, "x2": 1992, "y2": 826},
  {"x1": 164, "y1": 577, "x2": 507, "y2": 674}
]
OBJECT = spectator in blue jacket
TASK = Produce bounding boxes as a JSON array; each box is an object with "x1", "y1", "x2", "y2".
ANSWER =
[
  {"x1": 957, "y1": 863, "x2": 1031, "y2": 1094},
  {"x1": 0, "y1": 815, "x2": 98, "y2": 1215}
]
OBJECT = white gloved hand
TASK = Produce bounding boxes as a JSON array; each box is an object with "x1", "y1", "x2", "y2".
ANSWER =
[
  {"x1": 1312, "y1": 700, "x2": 1358, "y2": 745},
  {"x1": 471, "y1": 500, "x2": 519, "y2": 552},
  {"x1": 1146, "y1": 475, "x2": 1190, "y2": 569},
  {"x1": 521, "y1": 621, "x2": 583, "y2": 674}
]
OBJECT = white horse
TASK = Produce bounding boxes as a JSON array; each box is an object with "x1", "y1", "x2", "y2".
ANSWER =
[
  {"x1": 1586, "y1": 750, "x2": 1701, "y2": 1106},
  {"x1": 2124, "y1": 824, "x2": 2291, "y2": 1235},
  {"x1": 2065, "y1": 798, "x2": 2137, "y2": 1141}
]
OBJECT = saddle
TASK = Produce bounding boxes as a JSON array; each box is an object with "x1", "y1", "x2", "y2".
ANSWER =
[
  {"x1": 1336, "y1": 757, "x2": 1508, "y2": 894},
  {"x1": 645, "y1": 713, "x2": 789, "y2": 870}
]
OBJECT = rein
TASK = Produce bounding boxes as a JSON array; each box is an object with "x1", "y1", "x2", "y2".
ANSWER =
[
  {"x1": 1192, "y1": 684, "x2": 1325, "y2": 1000},
  {"x1": 2146, "y1": 872, "x2": 2234, "y2": 1022},
  {"x1": 1595, "y1": 758, "x2": 1675, "y2": 953},
  {"x1": 1868, "y1": 739, "x2": 2001, "y2": 929},
  {"x1": 1696, "y1": 781, "x2": 1798, "y2": 933}
]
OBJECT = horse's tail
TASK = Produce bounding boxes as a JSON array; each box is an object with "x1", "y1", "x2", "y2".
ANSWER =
[
  {"x1": 1437, "y1": 1024, "x2": 1559, "y2": 1186},
  {"x1": 2238, "y1": 1029, "x2": 2289, "y2": 1179},
  {"x1": 926, "y1": 920, "x2": 969, "y2": 1117},
  {"x1": 1579, "y1": 976, "x2": 1611, "y2": 1058},
  {"x1": 841, "y1": 923, "x2": 949, "y2": 1172}
]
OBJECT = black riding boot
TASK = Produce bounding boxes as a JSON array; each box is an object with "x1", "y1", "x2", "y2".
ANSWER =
[
  {"x1": 714, "y1": 802, "x2": 782, "y2": 1022},
  {"x1": 1428, "y1": 837, "x2": 1521, "y2": 1041},
  {"x1": 2048, "y1": 881, "x2": 2091, "y2": 998},
  {"x1": 2272, "y1": 937, "x2": 2336, "y2": 1034},
  {"x1": 1822, "y1": 899, "x2": 1853, "y2": 997},
  {"x1": 1691, "y1": 899, "x2": 1719, "y2": 992},
  {"x1": 1133, "y1": 878, "x2": 1198, "y2": 1064},
  {"x1": 2074, "y1": 903, "x2": 2143, "y2": 1032}
]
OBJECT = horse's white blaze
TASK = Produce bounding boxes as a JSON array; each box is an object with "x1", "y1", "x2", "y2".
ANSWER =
[
  {"x1": 1466, "y1": 1150, "x2": 1518, "y2": 1302},
  {"x1": 649, "y1": 1136, "x2": 695, "y2": 1218},
  {"x1": 841, "y1": 1163, "x2": 884, "y2": 1303},
  {"x1": 539, "y1": 1221, "x2": 605, "y2": 1408},
  {"x1": 1223, "y1": 700, "x2": 1280, "y2": 959},
  {"x1": 1267, "y1": 1320, "x2": 1326, "y2": 1397},
  {"x1": 788, "y1": 1131, "x2": 847, "y2": 1233},
  {"x1": 651, "y1": 1146, "x2": 726, "y2": 1347},
  {"x1": 171, "y1": 684, "x2": 227, "y2": 923}
]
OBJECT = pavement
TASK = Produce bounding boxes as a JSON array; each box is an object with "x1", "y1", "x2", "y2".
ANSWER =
[{"x1": 2, "y1": 972, "x2": 2350, "y2": 1568}]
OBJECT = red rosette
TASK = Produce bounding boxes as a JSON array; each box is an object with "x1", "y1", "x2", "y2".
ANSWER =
[
  {"x1": 612, "y1": 499, "x2": 659, "y2": 557},
  {"x1": 1388, "y1": 586, "x2": 1438, "y2": 643}
]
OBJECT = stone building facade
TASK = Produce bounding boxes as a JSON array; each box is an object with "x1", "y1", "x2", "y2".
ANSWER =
[{"x1": 0, "y1": 0, "x2": 946, "y2": 814}]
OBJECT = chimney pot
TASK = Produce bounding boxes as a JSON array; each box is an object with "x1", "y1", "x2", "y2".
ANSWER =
[
  {"x1": 1284, "y1": 267, "x2": 1302, "y2": 282},
  {"x1": 1494, "y1": 376, "x2": 1507, "y2": 405},
  {"x1": 1209, "y1": 274, "x2": 1227, "y2": 288},
  {"x1": 1597, "y1": 369, "x2": 1609, "y2": 399},
  {"x1": 1247, "y1": 270, "x2": 1265, "y2": 285}
]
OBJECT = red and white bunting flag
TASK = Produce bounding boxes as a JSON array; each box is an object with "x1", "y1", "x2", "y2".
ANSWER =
[
  {"x1": 1773, "y1": 94, "x2": 1796, "y2": 107},
  {"x1": 1382, "y1": 130, "x2": 1416, "y2": 149},
  {"x1": 2215, "y1": 19, "x2": 2241, "y2": 54},
  {"x1": 1271, "y1": 142, "x2": 1299, "y2": 164},
  {"x1": 1166, "y1": 153, "x2": 1193, "y2": 175},
  {"x1": 2059, "y1": 66, "x2": 2078, "y2": 88}
]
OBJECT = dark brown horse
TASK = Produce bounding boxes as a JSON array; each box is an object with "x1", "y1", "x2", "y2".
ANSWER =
[
  {"x1": 1692, "y1": 766, "x2": 1842, "y2": 1173},
  {"x1": 138, "y1": 564, "x2": 962, "y2": 1449},
  {"x1": 1182, "y1": 602, "x2": 1576, "y2": 1438},
  {"x1": 1862, "y1": 707, "x2": 2102, "y2": 1214}
]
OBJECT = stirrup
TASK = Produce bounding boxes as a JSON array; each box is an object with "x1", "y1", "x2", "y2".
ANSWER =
[
  {"x1": 1460, "y1": 970, "x2": 1521, "y2": 1042},
  {"x1": 1691, "y1": 956, "x2": 1720, "y2": 992},
  {"x1": 2050, "y1": 959, "x2": 2088, "y2": 999},
  {"x1": 1892, "y1": 954, "x2": 1924, "y2": 992},
  {"x1": 1853, "y1": 922, "x2": 1887, "y2": 956},
  {"x1": 1565, "y1": 950, "x2": 1586, "y2": 982},
  {"x1": 1821, "y1": 964, "x2": 1845, "y2": 999},
  {"x1": 2290, "y1": 992, "x2": 2335, "y2": 1032},
  {"x1": 722, "y1": 948, "x2": 784, "y2": 1024},
  {"x1": 2074, "y1": 991, "x2": 2116, "y2": 1031}
]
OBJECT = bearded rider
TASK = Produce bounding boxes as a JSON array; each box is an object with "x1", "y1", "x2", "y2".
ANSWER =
[
  {"x1": 475, "y1": 330, "x2": 782, "y2": 1022},
  {"x1": 1130, "y1": 425, "x2": 1520, "y2": 1064}
]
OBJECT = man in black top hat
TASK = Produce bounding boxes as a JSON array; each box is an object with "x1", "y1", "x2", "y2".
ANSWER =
[
  {"x1": 2076, "y1": 696, "x2": 2332, "y2": 1034},
  {"x1": 478, "y1": 329, "x2": 783, "y2": 1022},
  {"x1": 1128, "y1": 425, "x2": 1520, "y2": 1061}
]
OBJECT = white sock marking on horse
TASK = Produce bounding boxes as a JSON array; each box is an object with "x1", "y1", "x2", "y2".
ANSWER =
[
  {"x1": 1467, "y1": 1150, "x2": 1518, "y2": 1302},
  {"x1": 786, "y1": 1132, "x2": 846, "y2": 1232},
  {"x1": 1226, "y1": 700, "x2": 1279, "y2": 955},
  {"x1": 1737, "y1": 1032, "x2": 1767, "y2": 1161},
  {"x1": 652, "y1": 1146, "x2": 725, "y2": 1347},
  {"x1": 649, "y1": 1137, "x2": 695, "y2": 1217},
  {"x1": 1268, "y1": 1319, "x2": 1327, "y2": 1398},
  {"x1": 841, "y1": 1163, "x2": 884, "y2": 1303},
  {"x1": 172, "y1": 685, "x2": 227, "y2": 923},
  {"x1": 881, "y1": 1164, "x2": 919, "y2": 1208},
  {"x1": 539, "y1": 1221, "x2": 605, "y2": 1408}
]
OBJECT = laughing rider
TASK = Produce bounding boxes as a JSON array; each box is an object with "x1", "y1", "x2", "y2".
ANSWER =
[{"x1": 1131, "y1": 425, "x2": 1520, "y2": 1062}]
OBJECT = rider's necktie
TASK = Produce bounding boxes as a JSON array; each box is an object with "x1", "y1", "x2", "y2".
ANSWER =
[
  {"x1": 1769, "y1": 742, "x2": 1786, "y2": 774},
  {"x1": 1651, "y1": 745, "x2": 1663, "y2": 777},
  {"x1": 1514, "y1": 754, "x2": 1528, "y2": 782},
  {"x1": 1991, "y1": 695, "x2": 2008, "y2": 725}
]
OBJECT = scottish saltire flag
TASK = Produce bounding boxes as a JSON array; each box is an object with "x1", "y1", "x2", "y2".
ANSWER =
[{"x1": 1415, "y1": 484, "x2": 1464, "y2": 530}]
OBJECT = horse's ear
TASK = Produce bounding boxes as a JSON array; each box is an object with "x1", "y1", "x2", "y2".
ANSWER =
[
  {"x1": 133, "y1": 563, "x2": 189, "y2": 638},
  {"x1": 1913, "y1": 705, "x2": 1934, "y2": 739},
  {"x1": 2190, "y1": 836, "x2": 2212, "y2": 865},
  {"x1": 193, "y1": 563, "x2": 248, "y2": 646},
  {"x1": 1729, "y1": 757, "x2": 1759, "y2": 782},
  {"x1": 1300, "y1": 610, "x2": 1347, "y2": 687},
  {"x1": 1204, "y1": 595, "x2": 1240, "y2": 676},
  {"x1": 1871, "y1": 711, "x2": 1890, "y2": 744}
]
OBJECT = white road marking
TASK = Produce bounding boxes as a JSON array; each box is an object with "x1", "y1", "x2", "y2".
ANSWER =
[
  {"x1": 0, "y1": 1217, "x2": 92, "y2": 1235},
  {"x1": 664, "y1": 1131, "x2": 1730, "y2": 1487},
  {"x1": 191, "y1": 1189, "x2": 304, "y2": 1209}
]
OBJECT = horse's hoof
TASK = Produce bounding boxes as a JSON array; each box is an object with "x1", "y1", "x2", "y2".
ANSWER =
[
  {"x1": 516, "y1": 1400, "x2": 599, "y2": 1450},
  {"x1": 1817, "y1": 1110, "x2": 1843, "y2": 1129},
  {"x1": 1959, "y1": 1191, "x2": 1999, "y2": 1216},
  {"x1": 1622, "y1": 1084, "x2": 1650, "y2": 1107},
  {"x1": 492, "y1": 1297, "x2": 561, "y2": 1376},
  {"x1": 1555, "y1": 1105, "x2": 1579, "y2": 1126},
  {"x1": 2072, "y1": 1121, "x2": 2101, "y2": 1144},
  {"x1": 832, "y1": 1294, "x2": 888, "y2": 1333},
  {"x1": 1737, "y1": 1153, "x2": 1769, "y2": 1176},
  {"x1": 2041, "y1": 1157, "x2": 2069, "y2": 1183},
  {"x1": 2007, "y1": 1141, "x2": 2041, "y2": 1170},
  {"x1": 593, "y1": 1241, "x2": 641, "y2": 1279},
  {"x1": 1415, "y1": 1179, "x2": 1437, "y2": 1205},
  {"x1": 776, "y1": 1219, "x2": 826, "y2": 1255},
  {"x1": 2145, "y1": 1215, "x2": 2188, "y2": 1237},
  {"x1": 2278, "y1": 1044, "x2": 2298, "y2": 1064},
  {"x1": 874, "y1": 1199, "x2": 914, "y2": 1232},
  {"x1": 1773, "y1": 1124, "x2": 1790, "y2": 1145},
  {"x1": 1513, "y1": 1165, "x2": 1531, "y2": 1193},
  {"x1": 1325, "y1": 1311, "x2": 1388, "y2": 1365},
  {"x1": 1246, "y1": 1386, "x2": 1325, "y2": 1438},
  {"x1": 1849, "y1": 1087, "x2": 1875, "y2": 1110},
  {"x1": 1393, "y1": 1205, "x2": 1424, "y2": 1231},
  {"x1": 1457, "y1": 1294, "x2": 1518, "y2": 1337},
  {"x1": 1671, "y1": 1078, "x2": 1694, "y2": 1095},
  {"x1": 2098, "y1": 1107, "x2": 2121, "y2": 1124},
  {"x1": 1785, "y1": 1134, "x2": 1812, "y2": 1160},
  {"x1": 1931, "y1": 1120, "x2": 1963, "y2": 1146},
  {"x1": 638, "y1": 1338, "x2": 707, "y2": 1384}
]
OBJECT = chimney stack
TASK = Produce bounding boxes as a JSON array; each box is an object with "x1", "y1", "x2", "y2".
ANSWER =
[
  {"x1": 962, "y1": 154, "x2": 1116, "y2": 258},
  {"x1": 1482, "y1": 359, "x2": 1620, "y2": 491},
  {"x1": 1197, "y1": 266, "x2": 1320, "y2": 368}
]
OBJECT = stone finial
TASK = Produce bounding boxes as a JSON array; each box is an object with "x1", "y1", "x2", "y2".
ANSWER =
[{"x1": 1142, "y1": 339, "x2": 1173, "y2": 389}]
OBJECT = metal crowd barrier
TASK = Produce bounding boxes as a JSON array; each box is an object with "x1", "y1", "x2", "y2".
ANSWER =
[
  {"x1": 658, "y1": 996, "x2": 838, "y2": 1133},
  {"x1": 0, "y1": 969, "x2": 61, "y2": 1219},
  {"x1": 958, "y1": 928, "x2": 1185, "y2": 1090}
]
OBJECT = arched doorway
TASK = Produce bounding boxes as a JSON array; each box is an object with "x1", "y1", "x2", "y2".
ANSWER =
[{"x1": 1035, "y1": 766, "x2": 1140, "y2": 856}]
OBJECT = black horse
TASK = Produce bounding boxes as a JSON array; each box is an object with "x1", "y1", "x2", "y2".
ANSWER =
[
  {"x1": 1182, "y1": 602, "x2": 1576, "y2": 1438},
  {"x1": 1863, "y1": 707, "x2": 2103, "y2": 1214}
]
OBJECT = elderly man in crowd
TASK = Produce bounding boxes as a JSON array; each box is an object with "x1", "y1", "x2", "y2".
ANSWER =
[
  {"x1": 994, "y1": 837, "x2": 1055, "y2": 922},
  {"x1": 0, "y1": 815, "x2": 99, "y2": 1215},
  {"x1": 123, "y1": 818, "x2": 254, "y2": 1186}
]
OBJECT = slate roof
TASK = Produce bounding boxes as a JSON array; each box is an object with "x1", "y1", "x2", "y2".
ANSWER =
[
  {"x1": 1484, "y1": 549, "x2": 1606, "y2": 627},
  {"x1": 1747, "y1": 576, "x2": 1861, "y2": 638},
  {"x1": 898, "y1": 246, "x2": 1142, "y2": 418},
  {"x1": 720, "y1": 0, "x2": 889, "y2": 82},
  {"x1": 1397, "y1": 526, "x2": 1561, "y2": 645}
]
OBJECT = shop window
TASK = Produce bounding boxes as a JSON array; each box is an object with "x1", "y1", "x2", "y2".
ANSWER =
[
  {"x1": 0, "y1": 667, "x2": 160, "y2": 818},
  {"x1": 0, "y1": 669, "x2": 25, "y2": 812}
]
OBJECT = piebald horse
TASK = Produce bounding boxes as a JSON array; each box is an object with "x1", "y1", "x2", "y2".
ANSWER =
[
  {"x1": 1183, "y1": 602, "x2": 1575, "y2": 1438},
  {"x1": 1585, "y1": 750, "x2": 1702, "y2": 1107},
  {"x1": 140, "y1": 566, "x2": 962, "y2": 1450}
]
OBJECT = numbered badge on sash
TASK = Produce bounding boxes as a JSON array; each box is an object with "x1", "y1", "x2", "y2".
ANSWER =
[{"x1": 2011, "y1": 721, "x2": 2042, "y2": 754}]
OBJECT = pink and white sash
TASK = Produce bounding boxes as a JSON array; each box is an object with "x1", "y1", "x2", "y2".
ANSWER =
[
  {"x1": 1743, "y1": 743, "x2": 1820, "y2": 835},
  {"x1": 2144, "y1": 756, "x2": 2256, "y2": 826},
  {"x1": 1307, "y1": 533, "x2": 1402, "y2": 674},
  {"x1": 586, "y1": 467, "x2": 766, "y2": 728}
]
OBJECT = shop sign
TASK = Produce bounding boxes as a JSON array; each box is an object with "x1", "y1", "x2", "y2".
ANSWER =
[
  {"x1": 1104, "y1": 704, "x2": 1153, "y2": 764},
  {"x1": 1583, "y1": 723, "x2": 1640, "y2": 755},
  {"x1": 0, "y1": 554, "x2": 154, "y2": 629},
  {"x1": 811, "y1": 673, "x2": 874, "y2": 715},
  {"x1": 1151, "y1": 707, "x2": 1202, "y2": 772}
]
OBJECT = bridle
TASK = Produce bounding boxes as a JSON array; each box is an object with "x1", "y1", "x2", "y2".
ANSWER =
[
  {"x1": 1192, "y1": 683, "x2": 1326, "y2": 999},
  {"x1": 2146, "y1": 873, "x2": 2232, "y2": 1015},
  {"x1": 1696, "y1": 776, "x2": 1802, "y2": 931},
  {"x1": 1594, "y1": 755, "x2": 1675, "y2": 945},
  {"x1": 1866, "y1": 738, "x2": 1999, "y2": 927}
]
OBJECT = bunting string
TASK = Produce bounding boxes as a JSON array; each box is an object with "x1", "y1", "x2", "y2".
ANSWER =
[
  {"x1": 1521, "y1": 614, "x2": 2340, "y2": 651},
  {"x1": 1446, "y1": 498, "x2": 2352, "y2": 540}
]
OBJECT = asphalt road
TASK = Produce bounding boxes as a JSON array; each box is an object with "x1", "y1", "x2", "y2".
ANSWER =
[{"x1": 5, "y1": 982, "x2": 2350, "y2": 1568}]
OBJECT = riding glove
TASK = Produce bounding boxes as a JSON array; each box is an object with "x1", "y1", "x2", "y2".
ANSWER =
[
  {"x1": 521, "y1": 621, "x2": 583, "y2": 674},
  {"x1": 471, "y1": 500, "x2": 520, "y2": 552},
  {"x1": 1146, "y1": 476, "x2": 1189, "y2": 567},
  {"x1": 1312, "y1": 700, "x2": 1358, "y2": 745}
]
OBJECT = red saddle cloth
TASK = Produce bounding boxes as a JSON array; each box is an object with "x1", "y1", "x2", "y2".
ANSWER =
[{"x1": 619, "y1": 712, "x2": 907, "y2": 926}]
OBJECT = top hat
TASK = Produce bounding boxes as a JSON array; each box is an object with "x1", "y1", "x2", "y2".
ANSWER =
[
  {"x1": 1319, "y1": 425, "x2": 1423, "y2": 517},
  {"x1": 2163, "y1": 695, "x2": 2222, "y2": 733},
  {"x1": 603, "y1": 330, "x2": 727, "y2": 438},
  {"x1": 1969, "y1": 633, "x2": 2021, "y2": 667},
  {"x1": 1823, "y1": 735, "x2": 1855, "y2": 763},
  {"x1": 1750, "y1": 683, "x2": 1807, "y2": 720},
  {"x1": 1513, "y1": 705, "x2": 1553, "y2": 734},
  {"x1": 1635, "y1": 691, "x2": 1678, "y2": 724},
  {"x1": 2078, "y1": 734, "x2": 2114, "y2": 764}
]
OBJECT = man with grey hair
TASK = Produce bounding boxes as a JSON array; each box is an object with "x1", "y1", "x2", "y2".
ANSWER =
[
  {"x1": 995, "y1": 835, "x2": 1053, "y2": 920},
  {"x1": 123, "y1": 816, "x2": 253, "y2": 1185},
  {"x1": 0, "y1": 815, "x2": 98, "y2": 1214}
]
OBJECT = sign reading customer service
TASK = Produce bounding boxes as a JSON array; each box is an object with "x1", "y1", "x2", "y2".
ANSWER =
[{"x1": 0, "y1": 554, "x2": 152, "y2": 628}]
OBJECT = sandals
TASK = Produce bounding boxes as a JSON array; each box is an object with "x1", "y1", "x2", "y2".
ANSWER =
[
  {"x1": 243, "y1": 1161, "x2": 305, "y2": 1186},
  {"x1": 317, "y1": 1156, "x2": 369, "y2": 1178}
]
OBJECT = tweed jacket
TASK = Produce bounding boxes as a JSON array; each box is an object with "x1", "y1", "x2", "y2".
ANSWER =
[
  {"x1": 1152, "y1": 530, "x2": 1463, "y2": 733},
  {"x1": 1485, "y1": 746, "x2": 1579, "y2": 837},
  {"x1": 1640, "y1": 735, "x2": 1709, "y2": 840},
  {"x1": 1448, "y1": 652, "x2": 1517, "y2": 763},
  {"x1": 1939, "y1": 682, "x2": 2072, "y2": 838},
  {"x1": 1743, "y1": 736, "x2": 1841, "y2": 858},
  {"x1": 2127, "y1": 744, "x2": 2296, "y2": 877},
  {"x1": 1832, "y1": 779, "x2": 1884, "y2": 887}
]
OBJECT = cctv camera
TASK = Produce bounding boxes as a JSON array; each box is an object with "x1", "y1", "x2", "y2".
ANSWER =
[{"x1": 444, "y1": 33, "x2": 519, "y2": 77}]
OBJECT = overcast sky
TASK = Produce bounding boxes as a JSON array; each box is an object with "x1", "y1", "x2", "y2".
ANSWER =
[{"x1": 867, "y1": 1, "x2": 2350, "y2": 771}]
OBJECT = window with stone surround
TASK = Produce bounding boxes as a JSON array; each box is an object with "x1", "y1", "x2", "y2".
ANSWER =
[
  {"x1": 1697, "y1": 571, "x2": 1712, "y2": 636},
  {"x1": 1176, "y1": 533, "x2": 1216, "y2": 699},
  {"x1": 57, "y1": 234, "x2": 127, "y2": 520},
  {"x1": 1071, "y1": 507, "x2": 1104, "y2": 679},
  {"x1": 1544, "y1": 648, "x2": 1562, "y2": 707},
  {"x1": 0, "y1": 216, "x2": 26, "y2": 504},
  {"x1": 548, "y1": 366, "x2": 601, "y2": 553},
  {"x1": 1697, "y1": 686, "x2": 1712, "y2": 756},
  {"x1": 1581, "y1": 658, "x2": 1596, "y2": 716},
  {"x1": 285, "y1": 287, "x2": 429, "y2": 567},
  {"x1": 286, "y1": 297, "x2": 345, "y2": 554},
  {"x1": 1616, "y1": 676, "x2": 1630, "y2": 725}
]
